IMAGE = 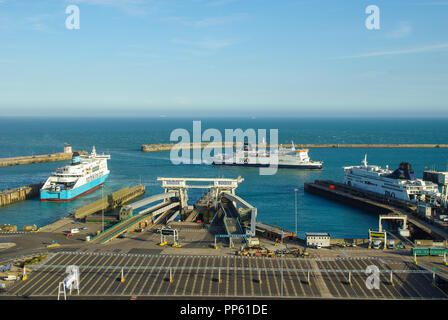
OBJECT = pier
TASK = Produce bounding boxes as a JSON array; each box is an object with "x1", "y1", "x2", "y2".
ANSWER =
[
  {"x1": 141, "y1": 143, "x2": 448, "y2": 152},
  {"x1": 304, "y1": 180, "x2": 448, "y2": 240},
  {"x1": 0, "y1": 151, "x2": 87, "y2": 167},
  {"x1": 0, "y1": 184, "x2": 41, "y2": 207},
  {"x1": 74, "y1": 185, "x2": 146, "y2": 220},
  {"x1": 1, "y1": 177, "x2": 447, "y2": 300}
]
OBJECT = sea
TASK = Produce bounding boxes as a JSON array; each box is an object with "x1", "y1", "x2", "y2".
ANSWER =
[{"x1": 1, "y1": 117, "x2": 447, "y2": 239}]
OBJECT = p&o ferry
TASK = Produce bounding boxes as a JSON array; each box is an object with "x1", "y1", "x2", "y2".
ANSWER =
[
  {"x1": 211, "y1": 142, "x2": 323, "y2": 169},
  {"x1": 343, "y1": 155, "x2": 440, "y2": 202},
  {"x1": 40, "y1": 146, "x2": 110, "y2": 202}
]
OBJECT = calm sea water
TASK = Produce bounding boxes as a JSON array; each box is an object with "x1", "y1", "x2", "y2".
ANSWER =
[{"x1": 0, "y1": 117, "x2": 447, "y2": 238}]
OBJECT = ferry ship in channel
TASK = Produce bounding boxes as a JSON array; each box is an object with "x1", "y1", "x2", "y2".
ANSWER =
[
  {"x1": 40, "y1": 146, "x2": 110, "y2": 202},
  {"x1": 343, "y1": 155, "x2": 440, "y2": 202},
  {"x1": 211, "y1": 142, "x2": 323, "y2": 169}
]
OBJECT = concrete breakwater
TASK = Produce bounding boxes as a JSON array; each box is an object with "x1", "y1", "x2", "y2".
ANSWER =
[
  {"x1": 141, "y1": 143, "x2": 448, "y2": 152},
  {"x1": 0, "y1": 184, "x2": 41, "y2": 207},
  {"x1": 74, "y1": 185, "x2": 146, "y2": 220},
  {"x1": 0, "y1": 151, "x2": 87, "y2": 167}
]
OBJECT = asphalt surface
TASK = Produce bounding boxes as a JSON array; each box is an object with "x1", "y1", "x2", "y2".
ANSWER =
[{"x1": 5, "y1": 251, "x2": 447, "y2": 299}]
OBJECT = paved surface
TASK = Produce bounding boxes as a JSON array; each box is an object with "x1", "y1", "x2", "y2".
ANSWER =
[{"x1": 5, "y1": 251, "x2": 447, "y2": 299}]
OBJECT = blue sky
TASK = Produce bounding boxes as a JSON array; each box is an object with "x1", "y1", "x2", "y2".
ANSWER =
[{"x1": 0, "y1": 0, "x2": 447, "y2": 117}]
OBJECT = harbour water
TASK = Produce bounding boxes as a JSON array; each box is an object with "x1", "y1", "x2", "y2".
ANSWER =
[{"x1": 0, "y1": 117, "x2": 447, "y2": 238}]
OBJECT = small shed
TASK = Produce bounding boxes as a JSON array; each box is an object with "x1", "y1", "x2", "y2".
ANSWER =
[{"x1": 306, "y1": 232, "x2": 330, "y2": 248}]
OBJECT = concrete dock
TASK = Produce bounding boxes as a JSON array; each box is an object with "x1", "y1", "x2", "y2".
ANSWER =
[
  {"x1": 1, "y1": 176, "x2": 447, "y2": 300},
  {"x1": 304, "y1": 180, "x2": 448, "y2": 240},
  {"x1": 0, "y1": 184, "x2": 41, "y2": 207},
  {"x1": 0, "y1": 151, "x2": 87, "y2": 167},
  {"x1": 74, "y1": 185, "x2": 146, "y2": 220},
  {"x1": 142, "y1": 143, "x2": 448, "y2": 152}
]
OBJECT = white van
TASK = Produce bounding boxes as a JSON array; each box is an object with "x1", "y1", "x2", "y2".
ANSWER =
[
  {"x1": 247, "y1": 237, "x2": 260, "y2": 247},
  {"x1": 4, "y1": 274, "x2": 17, "y2": 281},
  {"x1": 71, "y1": 228, "x2": 80, "y2": 234},
  {"x1": 373, "y1": 240, "x2": 382, "y2": 249}
]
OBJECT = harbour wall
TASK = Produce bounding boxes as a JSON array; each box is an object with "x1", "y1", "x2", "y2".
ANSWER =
[
  {"x1": 0, "y1": 184, "x2": 41, "y2": 207},
  {"x1": 141, "y1": 143, "x2": 448, "y2": 152},
  {"x1": 0, "y1": 151, "x2": 87, "y2": 167},
  {"x1": 74, "y1": 185, "x2": 146, "y2": 220}
]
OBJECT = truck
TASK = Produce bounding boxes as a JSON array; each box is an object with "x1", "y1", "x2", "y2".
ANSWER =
[
  {"x1": 373, "y1": 240, "x2": 382, "y2": 249},
  {"x1": 387, "y1": 240, "x2": 395, "y2": 249},
  {"x1": 4, "y1": 274, "x2": 17, "y2": 281},
  {"x1": 247, "y1": 237, "x2": 260, "y2": 248}
]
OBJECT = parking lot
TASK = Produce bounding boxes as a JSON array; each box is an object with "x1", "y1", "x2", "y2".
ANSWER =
[{"x1": 9, "y1": 251, "x2": 448, "y2": 299}]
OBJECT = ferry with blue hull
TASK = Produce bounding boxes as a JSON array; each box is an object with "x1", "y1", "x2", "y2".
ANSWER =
[{"x1": 40, "y1": 146, "x2": 110, "y2": 202}]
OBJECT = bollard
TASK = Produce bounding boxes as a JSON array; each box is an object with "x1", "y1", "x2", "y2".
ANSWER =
[
  {"x1": 307, "y1": 271, "x2": 311, "y2": 286},
  {"x1": 390, "y1": 271, "x2": 394, "y2": 286},
  {"x1": 121, "y1": 268, "x2": 125, "y2": 283},
  {"x1": 432, "y1": 268, "x2": 437, "y2": 286},
  {"x1": 259, "y1": 270, "x2": 262, "y2": 285},
  {"x1": 218, "y1": 268, "x2": 222, "y2": 284},
  {"x1": 348, "y1": 271, "x2": 352, "y2": 286},
  {"x1": 170, "y1": 268, "x2": 173, "y2": 283},
  {"x1": 22, "y1": 267, "x2": 27, "y2": 281},
  {"x1": 414, "y1": 253, "x2": 418, "y2": 265}
]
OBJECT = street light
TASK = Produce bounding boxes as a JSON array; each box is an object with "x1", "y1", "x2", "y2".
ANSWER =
[
  {"x1": 294, "y1": 188, "x2": 299, "y2": 239},
  {"x1": 102, "y1": 185, "x2": 104, "y2": 232}
]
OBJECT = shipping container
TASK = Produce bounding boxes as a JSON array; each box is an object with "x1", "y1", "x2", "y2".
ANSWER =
[
  {"x1": 429, "y1": 247, "x2": 447, "y2": 256},
  {"x1": 412, "y1": 247, "x2": 430, "y2": 256}
]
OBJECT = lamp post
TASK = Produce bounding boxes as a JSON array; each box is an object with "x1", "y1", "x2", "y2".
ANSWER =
[
  {"x1": 294, "y1": 188, "x2": 299, "y2": 239},
  {"x1": 102, "y1": 185, "x2": 104, "y2": 232}
]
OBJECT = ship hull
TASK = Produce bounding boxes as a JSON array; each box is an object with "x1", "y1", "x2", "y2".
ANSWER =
[{"x1": 40, "y1": 173, "x2": 110, "y2": 202}]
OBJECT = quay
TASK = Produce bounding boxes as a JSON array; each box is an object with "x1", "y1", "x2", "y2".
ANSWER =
[
  {"x1": 0, "y1": 144, "x2": 86, "y2": 167},
  {"x1": 141, "y1": 143, "x2": 448, "y2": 152},
  {"x1": 0, "y1": 184, "x2": 41, "y2": 207},
  {"x1": 1, "y1": 176, "x2": 447, "y2": 300},
  {"x1": 74, "y1": 185, "x2": 146, "y2": 220},
  {"x1": 0, "y1": 151, "x2": 87, "y2": 167},
  {"x1": 304, "y1": 180, "x2": 448, "y2": 241}
]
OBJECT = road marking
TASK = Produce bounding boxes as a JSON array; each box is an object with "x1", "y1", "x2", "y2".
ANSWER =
[
  {"x1": 181, "y1": 256, "x2": 196, "y2": 296},
  {"x1": 310, "y1": 260, "x2": 333, "y2": 299},
  {"x1": 26, "y1": 253, "x2": 81, "y2": 297},
  {"x1": 83, "y1": 255, "x2": 117, "y2": 295},
  {"x1": 147, "y1": 256, "x2": 169, "y2": 295},
  {"x1": 162, "y1": 256, "x2": 182, "y2": 296},
  {"x1": 122, "y1": 256, "x2": 147, "y2": 296},
  {"x1": 173, "y1": 255, "x2": 190, "y2": 295},
  {"x1": 138, "y1": 255, "x2": 162, "y2": 296},
  {"x1": 285, "y1": 259, "x2": 298, "y2": 297},
  {"x1": 261, "y1": 257, "x2": 272, "y2": 296},
  {"x1": 95, "y1": 255, "x2": 128, "y2": 296},
  {"x1": 80, "y1": 254, "x2": 113, "y2": 294}
]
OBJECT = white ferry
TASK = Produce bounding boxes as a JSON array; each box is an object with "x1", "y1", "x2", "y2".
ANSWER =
[
  {"x1": 40, "y1": 146, "x2": 110, "y2": 202},
  {"x1": 343, "y1": 155, "x2": 440, "y2": 202},
  {"x1": 212, "y1": 142, "x2": 323, "y2": 169}
]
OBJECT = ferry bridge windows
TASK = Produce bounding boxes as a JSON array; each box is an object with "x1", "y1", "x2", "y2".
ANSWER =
[{"x1": 384, "y1": 191, "x2": 396, "y2": 198}]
